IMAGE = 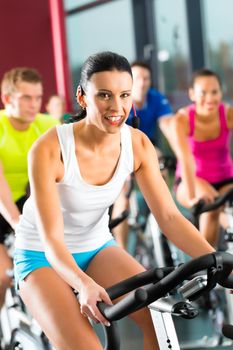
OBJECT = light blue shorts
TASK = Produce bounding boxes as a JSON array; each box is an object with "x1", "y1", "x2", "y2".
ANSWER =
[{"x1": 13, "y1": 239, "x2": 117, "y2": 289}]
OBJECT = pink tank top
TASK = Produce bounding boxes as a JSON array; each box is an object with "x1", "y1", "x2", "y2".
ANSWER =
[{"x1": 176, "y1": 103, "x2": 233, "y2": 183}]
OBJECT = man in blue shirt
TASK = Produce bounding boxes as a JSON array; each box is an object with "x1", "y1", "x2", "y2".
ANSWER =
[
  {"x1": 127, "y1": 60, "x2": 172, "y2": 148},
  {"x1": 113, "y1": 61, "x2": 173, "y2": 249}
]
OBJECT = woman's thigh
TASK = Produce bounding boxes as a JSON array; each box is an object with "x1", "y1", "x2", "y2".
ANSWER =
[
  {"x1": 0, "y1": 244, "x2": 12, "y2": 280},
  {"x1": 86, "y1": 246, "x2": 146, "y2": 315},
  {"x1": 86, "y1": 246, "x2": 145, "y2": 288},
  {"x1": 86, "y1": 246, "x2": 156, "y2": 332},
  {"x1": 19, "y1": 267, "x2": 103, "y2": 350}
]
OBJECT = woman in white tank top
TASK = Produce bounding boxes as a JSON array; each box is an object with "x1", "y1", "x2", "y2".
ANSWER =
[{"x1": 14, "y1": 51, "x2": 214, "y2": 350}]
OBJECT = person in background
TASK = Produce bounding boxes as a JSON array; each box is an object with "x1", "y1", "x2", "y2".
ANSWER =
[
  {"x1": 126, "y1": 60, "x2": 173, "y2": 149},
  {"x1": 168, "y1": 68, "x2": 233, "y2": 247},
  {"x1": 113, "y1": 60, "x2": 173, "y2": 249},
  {"x1": 13, "y1": 51, "x2": 214, "y2": 350},
  {"x1": 0, "y1": 67, "x2": 59, "y2": 308},
  {"x1": 45, "y1": 94, "x2": 71, "y2": 123}
]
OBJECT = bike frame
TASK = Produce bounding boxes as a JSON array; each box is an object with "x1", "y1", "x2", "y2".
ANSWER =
[
  {"x1": 0, "y1": 234, "x2": 53, "y2": 350},
  {"x1": 149, "y1": 301, "x2": 181, "y2": 350}
]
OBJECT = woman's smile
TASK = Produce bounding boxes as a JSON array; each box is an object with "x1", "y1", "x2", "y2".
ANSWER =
[{"x1": 104, "y1": 115, "x2": 123, "y2": 126}]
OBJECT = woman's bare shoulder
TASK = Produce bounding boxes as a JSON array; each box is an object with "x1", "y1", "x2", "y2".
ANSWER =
[
  {"x1": 129, "y1": 127, "x2": 157, "y2": 171},
  {"x1": 30, "y1": 126, "x2": 60, "y2": 161},
  {"x1": 175, "y1": 106, "x2": 189, "y2": 121},
  {"x1": 172, "y1": 107, "x2": 190, "y2": 134},
  {"x1": 129, "y1": 126, "x2": 151, "y2": 149}
]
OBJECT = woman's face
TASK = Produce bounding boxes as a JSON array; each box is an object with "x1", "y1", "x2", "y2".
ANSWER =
[
  {"x1": 80, "y1": 70, "x2": 133, "y2": 133},
  {"x1": 189, "y1": 76, "x2": 222, "y2": 115}
]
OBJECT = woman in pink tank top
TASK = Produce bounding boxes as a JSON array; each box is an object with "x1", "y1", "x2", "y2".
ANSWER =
[{"x1": 170, "y1": 68, "x2": 233, "y2": 247}]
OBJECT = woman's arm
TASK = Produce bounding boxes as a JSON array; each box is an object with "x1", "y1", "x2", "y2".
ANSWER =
[
  {"x1": 170, "y1": 113, "x2": 198, "y2": 204},
  {"x1": 133, "y1": 130, "x2": 214, "y2": 257},
  {"x1": 226, "y1": 105, "x2": 233, "y2": 129},
  {"x1": 28, "y1": 128, "x2": 111, "y2": 325},
  {"x1": 0, "y1": 161, "x2": 20, "y2": 229},
  {"x1": 158, "y1": 113, "x2": 173, "y2": 141}
]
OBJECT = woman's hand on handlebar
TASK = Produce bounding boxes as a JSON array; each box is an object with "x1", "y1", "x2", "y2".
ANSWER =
[
  {"x1": 188, "y1": 185, "x2": 219, "y2": 208},
  {"x1": 194, "y1": 179, "x2": 219, "y2": 204},
  {"x1": 78, "y1": 277, "x2": 112, "y2": 326},
  {"x1": 187, "y1": 197, "x2": 203, "y2": 208},
  {"x1": 187, "y1": 194, "x2": 217, "y2": 208},
  {"x1": 191, "y1": 194, "x2": 218, "y2": 206}
]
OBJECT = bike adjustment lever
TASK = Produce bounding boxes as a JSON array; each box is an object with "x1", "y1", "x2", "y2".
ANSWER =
[{"x1": 172, "y1": 301, "x2": 198, "y2": 319}]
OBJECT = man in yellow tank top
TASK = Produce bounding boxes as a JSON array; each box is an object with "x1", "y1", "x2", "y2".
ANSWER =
[{"x1": 0, "y1": 67, "x2": 59, "y2": 307}]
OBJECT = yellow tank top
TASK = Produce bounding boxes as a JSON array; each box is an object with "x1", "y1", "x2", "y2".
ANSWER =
[{"x1": 0, "y1": 112, "x2": 59, "y2": 201}]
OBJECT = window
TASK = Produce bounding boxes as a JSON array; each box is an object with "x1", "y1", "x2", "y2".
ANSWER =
[
  {"x1": 153, "y1": 0, "x2": 190, "y2": 110},
  {"x1": 203, "y1": 0, "x2": 233, "y2": 102},
  {"x1": 64, "y1": 0, "x2": 96, "y2": 11},
  {"x1": 64, "y1": 0, "x2": 136, "y2": 108}
]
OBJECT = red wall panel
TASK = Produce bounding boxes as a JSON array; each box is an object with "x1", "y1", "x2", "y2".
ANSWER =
[{"x1": 0, "y1": 0, "x2": 57, "y2": 110}]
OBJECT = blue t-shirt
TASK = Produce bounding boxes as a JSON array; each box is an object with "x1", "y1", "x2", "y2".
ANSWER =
[{"x1": 126, "y1": 88, "x2": 172, "y2": 145}]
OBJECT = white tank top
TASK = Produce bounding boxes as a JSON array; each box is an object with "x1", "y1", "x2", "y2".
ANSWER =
[{"x1": 15, "y1": 123, "x2": 134, "y2": 253}]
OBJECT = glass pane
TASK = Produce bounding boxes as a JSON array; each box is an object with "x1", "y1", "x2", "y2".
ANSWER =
[
  {"x1": 65, "y1": 0, "x2": 136, "y2": 109},
  {"x1": 153, "y1": 0, "x2": 190, "y2": 110},
  {"x1": 64, "y1": 0, "x2": 97, "y2": 11},
  {"x1": 203, "y1": 0, "x2": 233, "y2": 102}
]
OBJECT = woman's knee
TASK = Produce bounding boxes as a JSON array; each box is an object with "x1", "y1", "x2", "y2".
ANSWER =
[
  {"x1": 204, "y1": 208, "x2": 221, "y2": 221},
  {"x1": 0, "y1": 274, "x2": 11, "y2": 307},
  {"x1": 0, "y1": 272, "x2": 11, "y2": 289},
  {"x1": 129, "y1": 306, "x2": 153, "y2": 329}
]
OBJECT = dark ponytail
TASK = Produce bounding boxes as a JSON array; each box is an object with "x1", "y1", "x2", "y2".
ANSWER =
[{"x1": 65, "y1": 108, "x2": 86, "y2": 124}]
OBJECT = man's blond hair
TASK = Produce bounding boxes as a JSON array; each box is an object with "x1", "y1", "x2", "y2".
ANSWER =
[{"x1": 1, "y1": 67, "x2": 42, "y2": 96}]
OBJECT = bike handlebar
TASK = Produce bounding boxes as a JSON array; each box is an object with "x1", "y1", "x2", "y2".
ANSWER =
[
  {"x1": 106, "y1": 266, "x2": 175, "y2": 300},
  {"x1": 191, "y1": 187, "x2": 233, "y2": 217},
  {"x1": 98, "y1": 252, "x2": 233, "y2": 322},
  {"x1": 108, "y1": 210, "x2": 129, "y2": 230},
  {"x1": 158, "y1": 155, "x2": 176, "y2": 172},
  {"x1": 95, "y1": 252, "x2": 233, "y2": 349},
  {"x1": 222, "y1": 324, "x2": 233, "y2": 340}
]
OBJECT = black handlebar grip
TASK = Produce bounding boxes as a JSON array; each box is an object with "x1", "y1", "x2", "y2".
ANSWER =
[
  {"x1": 109, "y1": 209, "x2": 129, "y2": 230},
  {"x1": 98, "y1": 288, "x2": 147, "y2": 321},
  {"x1": 191, "y1": 187, "x2": 233, "y2": 216},
  {"x1": 222, "y1": 324, "x2": 233, "y2": 340},
  {"x1": 106, "y1": 266, "x2": 174, "y2": 300}
]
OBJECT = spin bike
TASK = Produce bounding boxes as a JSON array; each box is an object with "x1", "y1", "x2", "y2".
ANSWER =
[
  {"x1": 93, "y1": 251, "x2": 233, "y2": 350},
  {"x1": 191, "y1": 187, "x2": 233, "y2": 328},
  {"x1": 0, "y1": 233, "x2": 54, "y2": 350},
  {"x1": 124, "y1": 155, "x2": 176, "y2": 269},
  {"x1": 130, "y1": 187, "x2": 233, "y2": 348}
]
